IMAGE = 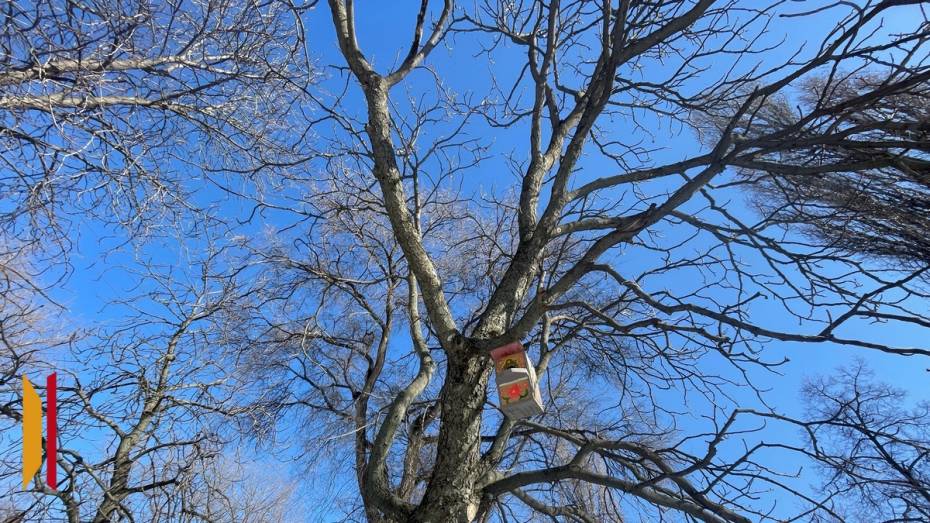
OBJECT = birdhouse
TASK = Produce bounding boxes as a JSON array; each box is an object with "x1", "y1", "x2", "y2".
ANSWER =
[{"x1": 490, "y1": 341, "x2": 544, "y2": 419}]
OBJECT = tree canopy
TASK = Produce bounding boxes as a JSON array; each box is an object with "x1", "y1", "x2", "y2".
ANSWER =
[{"x1": 2, "y1": 1, "x2": 929, "y2": 522}]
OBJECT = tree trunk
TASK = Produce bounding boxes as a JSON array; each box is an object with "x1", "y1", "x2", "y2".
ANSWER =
[{"x1": 411, "y1": 348, "x2": 489, "y2": 522}]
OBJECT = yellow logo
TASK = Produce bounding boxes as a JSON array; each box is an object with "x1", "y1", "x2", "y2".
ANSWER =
[{"x1": 21, "y1": 374, "x2": 57, "y2": 490}]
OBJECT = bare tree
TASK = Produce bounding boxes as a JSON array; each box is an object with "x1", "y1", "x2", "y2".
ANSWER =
[
  {"x1": 800, "y1": 364, "x2": 930, "y2": 522},
  {"x1": 4, "y1": 0, "x2": 930, "y2": 522},
  {"x1": 725, "y1": 364, "x2": 930, "y2": 523},
  {"x1": 0, "y1": 1, "x2": 312, "y2": 520},
  {"x1": 153, "y1": 454, "x2": 300, "y2": 523},
  {"x1": 0, "y1": 243, "x2": 67, "y2": 522},
  {"x1": 0, "y1": 247, "x2": 52, "y2": 406},
  {"x1": 303, "y1": 0, "x2": 930, "y2": 521},
  {"x1": 0, "y1": 0, "x2": 313, "y2": 251},
  {"x1": 735, "y1": 74, "x2": 930, "y2": 272},
  {"x1": 0, "y1": 241, "x2": 261, "y2": 522}
]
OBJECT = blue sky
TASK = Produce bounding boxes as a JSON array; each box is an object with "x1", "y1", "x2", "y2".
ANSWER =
[{"x1": 17, "y1": 1, "x2": 929, "y2": 521}]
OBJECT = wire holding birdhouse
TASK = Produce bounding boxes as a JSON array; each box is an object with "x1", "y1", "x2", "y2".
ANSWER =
[{"x1": 490, "y1": 341, "x2": 544, "y2": 419}]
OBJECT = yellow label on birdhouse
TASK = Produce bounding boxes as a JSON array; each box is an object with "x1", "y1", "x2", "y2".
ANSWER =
[{"x1": 495, "y1": 351, "x2": 527, "y2": 373}]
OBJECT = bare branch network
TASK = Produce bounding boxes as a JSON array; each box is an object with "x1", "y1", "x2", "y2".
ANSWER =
[{"x1": 1, "y1": 1, "x2": 929, "y2": 522}]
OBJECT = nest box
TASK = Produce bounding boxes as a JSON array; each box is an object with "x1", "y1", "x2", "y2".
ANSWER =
[{"x1": 490, "y1": 341, "x2": 544, "y2": 419}]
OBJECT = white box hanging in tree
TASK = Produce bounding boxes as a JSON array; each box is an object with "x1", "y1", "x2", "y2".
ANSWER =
[{"x1": 490, "y1": 341, "x2": 544, "y2": 419}]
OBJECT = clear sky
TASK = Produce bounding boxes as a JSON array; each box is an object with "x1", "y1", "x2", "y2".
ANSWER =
[{"x1": 26, "y1": 2, "x2": 930, "y2": 521}]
